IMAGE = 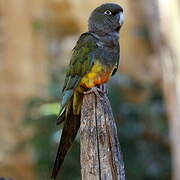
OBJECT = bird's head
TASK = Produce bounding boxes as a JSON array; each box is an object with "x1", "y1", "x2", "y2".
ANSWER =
[{"x1": 88, "y1": 3, "x2": 124, "y2": 36}]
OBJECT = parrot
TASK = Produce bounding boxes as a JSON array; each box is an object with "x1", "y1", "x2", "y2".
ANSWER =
[{"x1": 51, "y1": 3, "x2": 124, "y2": 179}]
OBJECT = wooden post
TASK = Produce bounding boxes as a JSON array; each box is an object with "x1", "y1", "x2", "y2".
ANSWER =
[{"x1": 80, "y1": 87, "x2": 125, "y2": 180}]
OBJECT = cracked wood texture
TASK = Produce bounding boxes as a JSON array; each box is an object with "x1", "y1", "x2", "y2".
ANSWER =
[{"x1": 80, "y1": 89, "x2": 125, "y2": 180}]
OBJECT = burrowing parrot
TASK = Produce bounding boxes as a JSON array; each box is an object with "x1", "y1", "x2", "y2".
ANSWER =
[{"x1": 51, "y1": 3, "x2": 124, "y2": 179}]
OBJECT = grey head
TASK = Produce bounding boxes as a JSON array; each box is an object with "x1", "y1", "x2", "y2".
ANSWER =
[{"x1": 88, "y1": 3, "x2": 124, "y2": 36}]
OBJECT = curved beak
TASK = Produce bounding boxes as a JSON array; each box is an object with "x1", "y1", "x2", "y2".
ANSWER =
[{"x1": 119, "y1": 12, "x2": 124, "y2": 27}]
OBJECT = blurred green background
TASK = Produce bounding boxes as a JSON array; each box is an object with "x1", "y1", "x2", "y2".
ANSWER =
[{"x1": 0, "y1": 0, "x2": 180, "y2": 180}]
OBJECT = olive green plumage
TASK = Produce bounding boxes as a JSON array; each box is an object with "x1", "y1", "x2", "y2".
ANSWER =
[
  {"x1": 56, "y1": 33, "x2": 98, "y2": 121},
  {"x1": 51, "y1": 3, "x2": 124, "y2": 179}
]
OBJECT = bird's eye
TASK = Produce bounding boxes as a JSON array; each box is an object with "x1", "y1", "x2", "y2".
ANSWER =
[{"x1": 104, "y1": 10, "x2": 112, "y2": 15}]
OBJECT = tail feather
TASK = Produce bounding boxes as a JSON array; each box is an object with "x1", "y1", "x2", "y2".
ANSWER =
[
  {"x1": 56, "y1": 111, "x2": 65, "y2": 125},
  {"x1": 51, "y1": 103, "x2": 80, "y2": 179}
]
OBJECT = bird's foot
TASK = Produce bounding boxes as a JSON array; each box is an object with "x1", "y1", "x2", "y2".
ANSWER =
[
  {"x1": 98, "y1": 84, "x2": 108, "y2": 95},
  {"x1": 84, "y1": 87, "x2": 103, "y2": 100},
  {"x1": 84, "y1": 85, "x2": 107, "y2": 100}
]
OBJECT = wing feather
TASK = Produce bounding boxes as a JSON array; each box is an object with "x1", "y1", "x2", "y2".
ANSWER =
[{"x1": 57, "y1": 32, "x2": 98, "y2": 120}]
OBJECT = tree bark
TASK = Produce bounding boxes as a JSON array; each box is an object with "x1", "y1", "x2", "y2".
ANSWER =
[{"x1": 80, "y1": 87, "x2": 125, "y2": 180}]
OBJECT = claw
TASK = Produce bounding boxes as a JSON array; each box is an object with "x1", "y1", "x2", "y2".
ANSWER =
[
  {"x1": 97, "y1": 84, "x2": 108, "y2": 94},
  {"x1": 84, "y1": 86, "x2": 104, "y2": 100}
]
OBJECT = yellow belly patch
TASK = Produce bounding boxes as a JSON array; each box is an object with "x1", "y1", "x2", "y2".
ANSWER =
[{"x1": 80, "y1": 61, "x2": 114, "y2": 89}]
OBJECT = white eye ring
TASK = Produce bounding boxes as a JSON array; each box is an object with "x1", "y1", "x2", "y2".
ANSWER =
[{"x1": 104, "y1": 10, "x2": 112, "y2": 15}]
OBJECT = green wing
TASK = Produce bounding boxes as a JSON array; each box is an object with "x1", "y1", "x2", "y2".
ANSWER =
[{"x1": 58, "y1": 32, "x2": 98, "y2": 117}]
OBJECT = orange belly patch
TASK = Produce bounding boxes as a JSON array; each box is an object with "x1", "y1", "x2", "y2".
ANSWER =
[
  {"x1": 93, "y1": 72, "x2": 111, "y2": 85},
  {"x1": 80, "y1": 61, "x2": 114, "y2": 89}
]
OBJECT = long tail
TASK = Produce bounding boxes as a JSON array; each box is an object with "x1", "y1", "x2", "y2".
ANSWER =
[{"x1": 51, "y1": 102, "x2": 80, "y2": 179}]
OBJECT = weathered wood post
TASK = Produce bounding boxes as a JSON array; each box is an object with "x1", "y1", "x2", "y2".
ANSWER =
[{"x1": 80, "y1": 86, "x2": 125, "y2": 180}]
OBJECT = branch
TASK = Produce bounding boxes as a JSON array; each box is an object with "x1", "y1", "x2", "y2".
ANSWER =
[{"x1": 80, "y1": 86, "x2": 125, "y2": 180}]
